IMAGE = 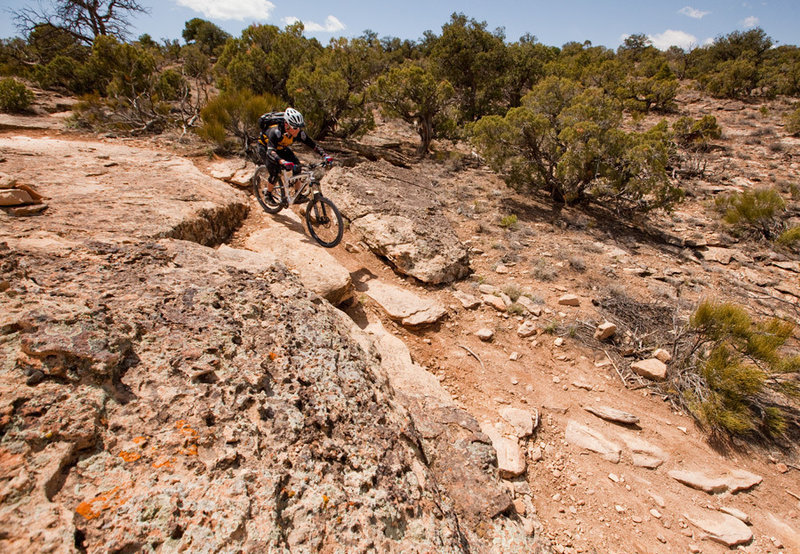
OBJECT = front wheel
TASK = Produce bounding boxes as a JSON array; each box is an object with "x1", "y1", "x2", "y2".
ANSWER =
[
  {"x1": 305, "y1": 196, "x2": 343, "y2": 248},
  {"x1": 252, "y1": 166, "x2": 283, "y2": 214}
]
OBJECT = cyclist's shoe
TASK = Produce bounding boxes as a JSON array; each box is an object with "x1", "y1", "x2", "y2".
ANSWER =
[{"x1": 293, "y1": 193, "x2": 309, "y2": 204}]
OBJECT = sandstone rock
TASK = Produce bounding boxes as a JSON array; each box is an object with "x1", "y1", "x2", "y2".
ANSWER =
[
  {"x1": 699, "y1": 246, "x2": 734, "y2": 265},
  {"x1": 499, "y1": 407, "x2": 538, "y2": 438},
  {"x1": 483, "y1": 294, "x2": 507, "y2": 312},
  {"x1": 558, "y1": 294, "x2": 580, "y2": 306},
  {"x1": 719, "y1": 506, "x2": 751, "y2": 525},
  {"x1": 516, "y1": 296, "x2": 541, "y2": 316},
  {"x1": 352, "y1": 275, "x2": 446, "y2": 326},
  {"x1": 517, "y1": 320, "x2": 538, "y2": 338},
  {"x1": 618, "y1": 433, "x2": 667, "y2": 469},
  {"x1": 476, "y1": 328, "x2": 495, "y2": 341},
  {"x1": 478, "y1": 284, "x2": 499, "y2": 295},
  {"x1": 725, "y1": 469, "x2": 763, "y2": 493},
  {"x1": 685, "y1": 511, "x2": 753, "y2": 547},
  {"x1": 480, "y1": 424, "x2": 526, "y2": 478},
  {"x1": 453, "y1": 290, "x2": 481, "y2": 309},
  {"x1": 583, "y1": 405, "x2": 639, "y2": 425},
  {"x1": 245, "y1": 227, "x2": 353, "y2": 306},
  {"x1": 495, "y1": 263, "x2": 510, "y2": 274},
  {"x1": 564, "y1": 421, "x2": 621, "y2": 463},
  {"x1": 594, "y1": 321, "x2": 617, "y2": 340},
  {"x1": 327, "y1": 162, "x2": 470, "y2": 284},
  {"x1": 668, "y1": 470, "x2": 729, "y2": 494},
  {"x1": 631, "y1": 358, "x2": 667, "y2": 381},
  {"x1": 653, "y1": 348, "x2": 672, "y2": 363}
]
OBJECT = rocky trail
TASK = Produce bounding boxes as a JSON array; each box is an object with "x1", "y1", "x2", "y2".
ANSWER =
[{"x1": 1, "y1": 94, "x2": 800, "y2": 553}]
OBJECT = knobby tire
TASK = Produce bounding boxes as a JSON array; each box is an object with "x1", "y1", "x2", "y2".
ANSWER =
[
  {"x1": 252, "y1": 167, "x2": 283, "y2": 214},
  {"x1": 305, "y1": 196, "x2": 343, "y2": 248}
]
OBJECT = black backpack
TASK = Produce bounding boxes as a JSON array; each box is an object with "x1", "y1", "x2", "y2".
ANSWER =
[{"x1": 258, "y1": 111, "x2": 284, "y2": 132}]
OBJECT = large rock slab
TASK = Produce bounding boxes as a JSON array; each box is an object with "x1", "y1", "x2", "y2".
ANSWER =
[
  {"x1": 669, "y1": 468, "x2": 762, "y2": 494},
  {"x1": 354, "y1": 272, "x2": 446, "y2": 327},
  {"x1": 564, "y1": 421, "x2": 621, "y2": 463},
  {"x1": 618, "y1": 433, "x2": 667, "y2": 469},
  {"x1": 685, "y1": 511, "x2": 753, "y2": 547},
  {"x1": 0, "y1": 135, "x2": 248, "y2": 246},
  {"x1": 480, "y1": 424, "x2": 527, "y2": 478},
  {"x1": 326, "y1": 161, "x2": 470, "y2": 284},
  {"x1": 244, "y1": 224, "x2": 353, "y2": 306}
]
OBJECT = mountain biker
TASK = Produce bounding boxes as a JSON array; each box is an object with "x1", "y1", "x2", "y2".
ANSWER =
[{"x1": 258, "y1": 107, "x2": 331, "y2": 203}]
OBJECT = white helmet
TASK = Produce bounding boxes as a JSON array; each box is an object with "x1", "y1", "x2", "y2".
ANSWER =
[{"x1": 284, "y1": 107, "x2": 305, "y2": 128}]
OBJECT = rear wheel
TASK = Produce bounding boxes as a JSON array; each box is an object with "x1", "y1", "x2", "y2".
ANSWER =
[
  {"x1": 252, "y1": 167, "x2": 283, "y2": 214},
  {"x1": 305, "y1": 196, "x2": 343, "y2": 248}
]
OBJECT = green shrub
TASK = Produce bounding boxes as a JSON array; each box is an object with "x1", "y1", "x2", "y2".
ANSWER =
[
  {"x1": 470, "y1": 76, "x2": 681, "y2": 212},
  {"x1": 198, "y1": 89, "x2": 282, "y2": 153},
  {"x1": 499, "y1": 214, "x2": 518, "y2": 229},
  {"x1": 786, "y1": 104, "x2": 800, "y2": 136},
  {"x1": 676, "y1": 300, "x2": 800, "y2": 438},
  {"x1": 672, "y1": 115, "x2": 722, "y2": 149},
  {"x1": 0, "y1": 78, "x2": 34, "y2": 112},
  {"x1": 776, "y1": 226, "x2": 800, "y2": 250},
  {"x1": 714, "y1": 187, "x2": 786, "y2": 239}
]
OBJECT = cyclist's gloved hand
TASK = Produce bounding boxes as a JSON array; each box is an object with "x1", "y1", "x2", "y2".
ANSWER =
[
  {"x1": 323, "y1": 155, "x2": 333, "y2": 165},
  {"x1": 282, "y1": 161, "x2": 295, "y2": 171}
]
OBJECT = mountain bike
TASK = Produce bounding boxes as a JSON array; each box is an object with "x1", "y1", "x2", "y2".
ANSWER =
[{"x1": 252, "y1": 160, "x2": 344, "y2": 248}]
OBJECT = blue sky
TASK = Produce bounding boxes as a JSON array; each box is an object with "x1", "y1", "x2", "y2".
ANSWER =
[{"x1": 1, "y1": 1, "x2": 798, "y2": 50}]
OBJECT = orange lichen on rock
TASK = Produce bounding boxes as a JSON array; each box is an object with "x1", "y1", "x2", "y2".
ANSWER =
[
  {"x1": 152, "y1": 457, "x2": 176, "y2": 469},
  {"x1": 176, "y1": 420, "x2": 197, "y2": 438},
  {"x1": 132, "y1": 436, "x2": 147, "y2": 445},
  {"x1": 118, "y1": 450, "x2": 141, "y2": 462},
  {"x1": 179, "y1": 444, "x2": 198, "y2": 456},
  {"x1": 75, "y1": 485, "x2": 127, "y2": 520},
  {"x1": 269, "y1": 352, "x2": 277, "y2": 361}
]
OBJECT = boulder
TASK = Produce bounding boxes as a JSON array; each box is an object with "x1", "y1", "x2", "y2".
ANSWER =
[
  {"x1": 630, "y1": 358, "x2": 667, "y2": 381},
  {"x1": 594, "y1": 321, "x2": 617, "y2": 341},
  {"x1": 353, "y1": 275, "x2": 446, "y2": 327},
  {"x1": 326, "y1": 161, "x2": 470, "y2": 284},
  {"x1": 558, "y1": 294, "x2": 581, "y2": 306}
]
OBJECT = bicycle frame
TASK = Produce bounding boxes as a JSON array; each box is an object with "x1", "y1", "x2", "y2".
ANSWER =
[{"x1": 275, "y1": 162, "x2": 327, "y2": 206}]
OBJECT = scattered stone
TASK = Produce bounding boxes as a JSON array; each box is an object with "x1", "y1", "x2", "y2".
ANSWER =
[
  {"x1": 583, "y1": 405, "x2": 639, "y2": 426},
  {"x1": 500, "y1": 407, "x2": 537, "y2": 438},
  {"x1": 775, "y1": 462, "x2": 789, "y2": 474},
  {"x1": 558, "y1": 294, "x2": 580, "y2": 307},
  {"x1": 651, "y1": 509, "x2": 662, "y2": 519},
  {"x1": 719, "y1": 506, "x2": 751, "y2": 525},
  {"x1": 483, "y1": 294, "x2": 507, "y2": 312},
  {"x1": 509, "y1": 352, "x2": 520, "y2": 361},
  {"x1": 495, "y1": 263, "x2": 510, "y2": 274},
  {"x1": 669, "y1": 470, "x2": 729, "y2": 494},
  {"x1": 688, "y1": 544, "x2": 701, "y2": 553},
  {"x1": 564, "y1": 421, "x2": 621, "y2": 463},
  {"x1": 554, "y1": 337, "x2": 564, "y2": 347},
  {"x1": 685, "y1": 511, "x2": 753, "y2": 547},
  {"x1": 516, "y1": 296, "x2": 541, "y2": 316},
  {"x1": 478, "y1": 284, "x2": 499, "y2": 295},
  {"x1": 481, "y1": 424, "x2": 527, "y2": 478},
  {"x1": 653, "y1": 348, "x2": 672, "y2": 363},
  {"x1": 572, "y1": 381, "x2": 593, "y2": 391},
  {"x1": 594, "y1": 321, "x2": 617, "y2": 341},
  {"x1": 657, "y1": 534, "x2": 667, "y2": 543},
  {"x1": 476, "y1": 328, "x2": 494, "y2": 342},
  {"x1": 517, "y1": 320, "x2": 538, "y2": 338},
  {"x1": 699, "y1": 246, "x2": 734, "y2": 265},
  {"x1": 726, "y1": 470, "x2": 763, "y2": 493},
  {"x1": 453, "y1": 290, "x2": 481, "y2": 309},
  {"x1": 630, "y1": 358, "x2": 667, "y2": 381}
]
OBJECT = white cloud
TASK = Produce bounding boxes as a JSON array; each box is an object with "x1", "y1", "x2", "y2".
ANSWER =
[
  {"x1": 648, "y1": 29, "x2": 699, "y2": 51},
  {"x1": 175, "y1": 0, "x2": 275, "y2": 21},
  {"x1": 678, "y1": 6, "x2": 710, "y2": 19},
  {"x1": 742, "y1": 16, "x2": 760, "y2": 27},
  {"x1": 282, "y1": 15, "x2": 345, "y2": 33}
]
